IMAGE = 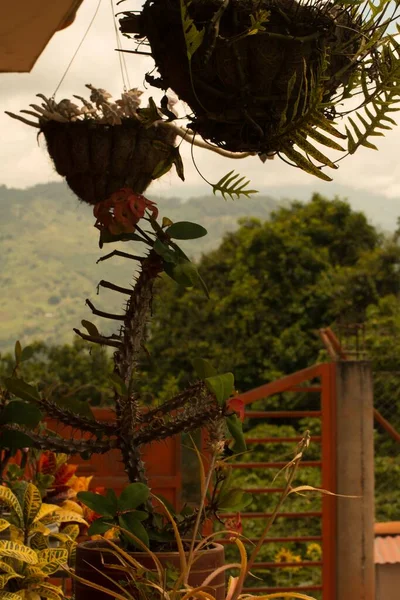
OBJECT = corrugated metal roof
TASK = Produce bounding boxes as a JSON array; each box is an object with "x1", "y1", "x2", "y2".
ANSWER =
[{"x1": 375, "y1": 536, "x2": 400, "y2": 564}]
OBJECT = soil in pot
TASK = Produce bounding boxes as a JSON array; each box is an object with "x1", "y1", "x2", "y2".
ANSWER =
[{"x1": 74, "y1": 540, "x2": 225, "y2": 600}]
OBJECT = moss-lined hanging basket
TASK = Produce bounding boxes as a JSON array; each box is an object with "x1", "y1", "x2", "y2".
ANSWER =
[
  {"x1": 42, "y1": 118, "x2": 176, "y2": 204},
  {"x1": 7, "y1": 86, "x2": 182, "y2": 204},
  {"x1": 120, "y1": 0, "x2": 400, "y2": 181}
]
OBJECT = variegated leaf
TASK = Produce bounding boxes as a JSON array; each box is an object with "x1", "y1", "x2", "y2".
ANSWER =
[
  {"x1": 0, "y1": 488, "x2": 23, "y2": 526},
  {"x1": 31, "y1": 583, "x2": 63, "y2": 600},
  {"x1": 0, "y1": 541, "x2": 37, "y2": 565},
  {"x1": 0, "y1": 573, "x2": 21, "y2": 590},
  {"x1": 29, "y1": 533, "x2": 48, "y2": 552},
  {"x1": 55, "y1": 510, "x2": 87, "y2": 526},
  {"x1": 0, "y1": 561, "x2": 20, "y2": 576},
  {"x1": 36, "y1": 548, "x2": 68, "y2": 565},
  {"x1": 59, "y1": 501, "x2": 83, "y2": 516},
  {"x1": 0, "y1": 591, "x2": 24, "y2": 599},
  {"x1": 23, "y1": 485, "x2": 42, "y2": 529},
  {"x1": 33, "y1": 504, "x2": 58, "y2": 524},
  {"x1": 60, "y1": 524, "x2": 79, "y2": 540},
  {"x1": 0, "y1": 522, "x2": 10, "y2": 535}
]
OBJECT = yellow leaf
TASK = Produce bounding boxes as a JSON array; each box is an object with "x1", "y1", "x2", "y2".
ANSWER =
[
  {"x1": 0, "y1": 521, "x2": 10, "y2": 534},
  {"x1": 55, "y1": 510, "x2": 87, "y2": 526},
  {"x1": 36, "y1": 548, "x2": 68, "y2": 565},
  {"x1": 60, "y1": 500, "x2": 83, "y2": 516},
  {"x1": 0, "y1": 488, "x2": 23, "y2": 526},
  {"x1": 23, "y1": 485, "x2": 42, "y2": 529},
  {"x1": 0, "y1": 541, "x2": 37, "y2": 565},
  {"x1": 33, "y1": 504, "x2": 58, "y2": 524}
]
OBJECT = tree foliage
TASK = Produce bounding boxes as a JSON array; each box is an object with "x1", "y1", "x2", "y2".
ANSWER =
[{"x1": 140, "y1": 194, "x2": 400, "y2": 396}]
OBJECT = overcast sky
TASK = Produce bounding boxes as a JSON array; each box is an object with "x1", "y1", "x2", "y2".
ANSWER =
[{"x1": 1, "y1": 0, "x2": 400, "y2": 200}]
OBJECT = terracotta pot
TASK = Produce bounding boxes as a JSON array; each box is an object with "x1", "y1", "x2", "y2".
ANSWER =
[
  {"x1": 74, "y1": 540, "x2": 225, "y2": 600},
  {"x1": 41, "y1": 119, "x2": 176, "y2": 204}
]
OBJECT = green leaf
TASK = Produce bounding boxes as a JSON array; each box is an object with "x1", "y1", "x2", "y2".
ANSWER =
[
  {"x1": 14, "y1": 341, "x2": 22, "y2": 364},
  {"x1": 191, "y1": 358, "x2": 217, "y2": 379},
  {"x1": 76, "y1": 492, "x2": 117, "y2": 518},
  {"x1": 20, "y1": 346, "x2": 35, "y2": 362},
  {"x1": 0, "y1": 430, "x2": 34, "y2": 451},
  {"x1": 87, "y1": 517, "x2": 114, "y2": 536},
  {"x1": 0, "y1": 401, "x2": 42, "y2": 428},
  {"x1": 81, "y1": 320, "x2": 99, "y2": 337},
  {"x1": 154, "y1": 239, "x2": 177, "y2": 263},
  {"x1": 99, "y1": 229, "x2": 144, "y2": 247},
  {"x1": 166, "y1": 222, "x2": 207, "y2": 240},
  {"x1": 212, "y1": 171, "x2": 258, "y2": 200},
  {"x1": 205, "y1": 373, "x2": 234, "y2": 406},
  {"x1": 218, "y1": 489, "x2": 252, "y2": 511},
  {"x1": 180, "y1": 0, "x2": 205, "y2": 60},
  {"x1": 4, "y1": 378, "x2": 40, "y2": 403},
  {"x1": 119, "y1": 514, "x2": 149, "y2": 548},
  {"x1": 109, "y1": 373, "x2": 128, "y2": 396},
  {"x1": 118, "y1": 483, "x2": 150, "y2": 512},
  {"x1": 226, "y1": 414, "x2": 247, "y2": 453},
  {"x1": 152, "y1": 156, "x2": 174, "y2": 180}
]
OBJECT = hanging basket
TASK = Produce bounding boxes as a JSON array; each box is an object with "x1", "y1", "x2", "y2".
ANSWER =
[
  {"x1": 122, "y1": 0, "x2": 361, "y2": 156},
  {"x1": 41, "y1": 118, "x2": 176, "y2": 204},
  {"x1": 6, "y1": 86, "x2": 181, "y2": 203}
]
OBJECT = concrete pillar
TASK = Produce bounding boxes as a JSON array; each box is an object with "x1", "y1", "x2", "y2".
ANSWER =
[{"x1": 335, "y1": 362, "x2": 375, "y2": 600}]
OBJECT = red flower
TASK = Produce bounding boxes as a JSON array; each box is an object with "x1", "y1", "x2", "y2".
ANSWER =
[
  {"x1": 94, "y1": 188, "x2": 158, "y2": 234},
  {"x1": 227, "y1": 397, "x2": 245, "y2": 421}
]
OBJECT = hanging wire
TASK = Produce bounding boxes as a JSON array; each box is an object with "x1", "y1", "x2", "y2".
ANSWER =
[
  {"x1": 110, "y1": 0, "x2": 131, "y2": 90},
  {"x1": 52, "y1": 0, "x2": 103, "y2": 99}
]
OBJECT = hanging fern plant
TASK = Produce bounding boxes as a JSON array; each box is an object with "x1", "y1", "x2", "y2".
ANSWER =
[{"x1": 120, "y1": 0, "x2": 400, "y2": 182}]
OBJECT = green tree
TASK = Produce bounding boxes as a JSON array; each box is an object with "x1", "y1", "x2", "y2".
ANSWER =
[
  {"x1": 140, "y1": 194, "x2": 400, "y2": 395},
  {"x1": 0, "y1": 339, "x2": 113, "y2": 406}
]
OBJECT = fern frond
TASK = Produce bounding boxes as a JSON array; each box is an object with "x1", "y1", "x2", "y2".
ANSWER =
[
  {"x1": 280, "y1": 144, "x2": 333, "y2": 182},
  {"x1": 212, "y1": 171, "x2": 258, "y2": 200},
  {"x1": 290, "y1": 133, "x2": 338, "y2": 170},
  {"x1": 346, "y1": 93, "x2": 400, "y2": 154},
  {"x1": 180, "y1": 0, "x2": 205, "y2": 60}
]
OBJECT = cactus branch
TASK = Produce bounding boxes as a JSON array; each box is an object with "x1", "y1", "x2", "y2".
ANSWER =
[
  {"x1": 73, "y1": 328, "x2": 123, "y2": 348},
  {"x1": 96, "y1": 250, "x2": 144, "y2": 264},
  {"x1": 85, "y1": 299, "x2": 126, "y2": 321},
  {"x1": 97, "y1": 280, "x2": 133, "y2": 295},
  {"x1": 36, "y1": 397, "x2": 118, "y2": 436},
  {"x1": 3, "y1": 425, "x2": 117, "y2": 455}
]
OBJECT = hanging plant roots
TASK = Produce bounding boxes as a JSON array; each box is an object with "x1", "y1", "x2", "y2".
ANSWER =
[
  {"x1": 122, "y1": 0, "x2": 361, "y2": 156},
  {"x1": 42, "y1": 119, "x2": 176, "y2": 204}
]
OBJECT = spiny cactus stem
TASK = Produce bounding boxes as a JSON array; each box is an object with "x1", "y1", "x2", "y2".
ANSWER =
[
  {"x1": 96, "y1": 250, "x2": 144, "y2": 264},
  {"x1": 73, "y1": 328, "x2": 123, "y2": 348},
  {"x1": 85, "y1": 299, "x2": 125, "y2": 321},
  {"x1": 141, "y1": 382, "x2": 207, "y2": 423},
  {"x1": 97, "y1": 280, "x2": 133, "y2": 295},
  {"x1": 37, "y1": 397, "x2": 117, "y2": 436},
  {"x1": 3, "y1": 425, "x2": 116, "y2": 455}
]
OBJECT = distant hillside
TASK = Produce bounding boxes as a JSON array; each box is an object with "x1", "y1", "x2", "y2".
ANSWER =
[{"x1": 0, "y1": 183, "x2": 280, "y2": 351}]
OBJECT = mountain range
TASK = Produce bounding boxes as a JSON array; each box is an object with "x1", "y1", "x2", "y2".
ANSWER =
[{"x1": 1, "y1": 181, "x2": 399, "y2": 352}]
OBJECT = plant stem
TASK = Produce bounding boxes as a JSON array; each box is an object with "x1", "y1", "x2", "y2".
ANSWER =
[{"x1": 185, "y1": 451, "x2": 218, "y2": 584}]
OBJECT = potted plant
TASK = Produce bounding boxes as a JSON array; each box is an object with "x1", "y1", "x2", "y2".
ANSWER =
[
  {"x1": 120, "y1": 0, "x2": 400, "y2": 181},
  {"x1": 70, "y1": 433, "x2": 312, "y2": 600},
  {"x1": 3, "y1": 85, "x2": 254, "y2": 597}
]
